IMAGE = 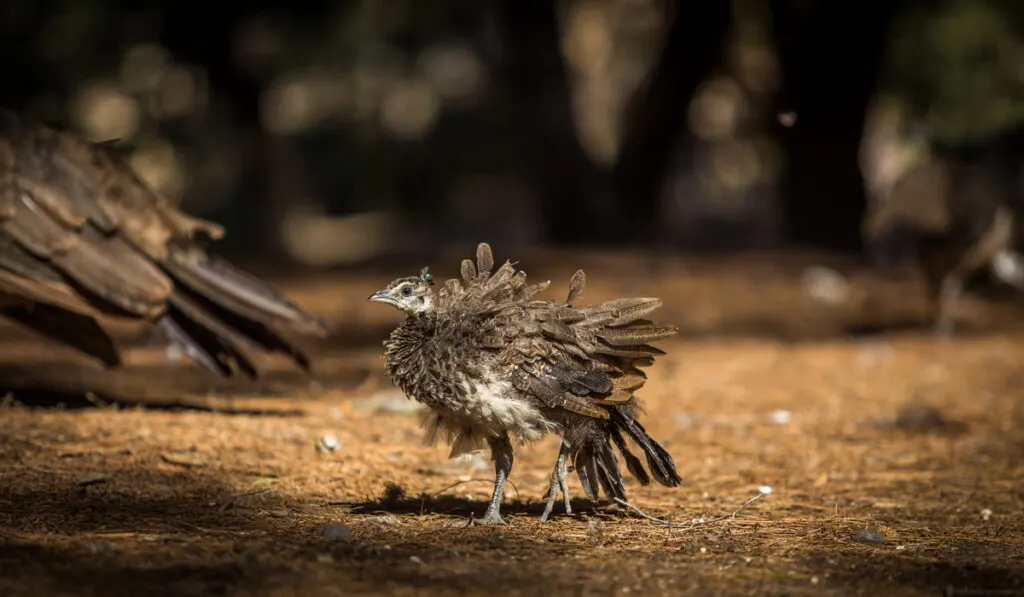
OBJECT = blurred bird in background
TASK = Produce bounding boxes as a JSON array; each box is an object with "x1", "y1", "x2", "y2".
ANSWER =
[{"x1": 860, "y1": 98, "x2": 1024, "y2": 335}]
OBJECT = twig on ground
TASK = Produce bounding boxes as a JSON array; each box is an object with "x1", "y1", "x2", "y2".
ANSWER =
[
  {"x1": 160, "y1": 453, "x2": 207, "y2": 468},
  {"x1": 430, "y1": 478, "x2": 522, "y2": 504},
  {"x1": 614, "y1": 490, "x2": 768, "y2": 528}
]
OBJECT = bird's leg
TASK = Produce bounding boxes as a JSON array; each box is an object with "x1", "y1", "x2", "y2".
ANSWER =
[
  {"x1": 934, "y1": 273, "x2": 962, "y2": 337},
  {"x1": 540, "y1": 441, "x2": 572, "y2": 523},
  {"x1": 471, "y1": 435, "x2": 514, "y2": 526},
  {"x1": 935, "y1": 204, "x2": 1014, "y2": 337}
]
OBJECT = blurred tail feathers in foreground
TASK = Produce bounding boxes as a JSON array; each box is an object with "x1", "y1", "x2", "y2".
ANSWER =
[{"x1": 0, "y1": 108, "x2": 328, "y2": 377}]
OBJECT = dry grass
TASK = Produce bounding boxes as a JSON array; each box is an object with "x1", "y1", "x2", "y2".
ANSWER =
[{"x1": 0, "y1": 250, "x2": 1022, "y2": 597}]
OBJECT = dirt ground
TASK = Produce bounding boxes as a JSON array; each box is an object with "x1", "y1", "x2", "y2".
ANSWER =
[{"x1": 0, "y1": 249, "x2": 1023, "y2": 597}]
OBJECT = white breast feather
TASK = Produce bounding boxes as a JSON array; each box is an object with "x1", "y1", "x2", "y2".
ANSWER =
[{"x1": 427, "y1": 377, "x2": 557, "y2": 458}]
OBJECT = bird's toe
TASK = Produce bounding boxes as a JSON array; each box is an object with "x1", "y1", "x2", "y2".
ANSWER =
[{"x1": 470, "y1": 512, "x2": 507, "y2": 526}]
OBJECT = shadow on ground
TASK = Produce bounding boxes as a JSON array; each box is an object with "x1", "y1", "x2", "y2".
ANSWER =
[{"x1": 1, "y1": 252, "x2": 1024, "y2": 596}]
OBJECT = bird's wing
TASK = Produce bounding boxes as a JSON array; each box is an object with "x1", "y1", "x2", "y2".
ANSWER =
[
  {"x1": 502, "y1": 294, "x2": 675, "y2": 419},
  {"x1": 445, "y1": 243, "x2": 676, "y2": 419}
]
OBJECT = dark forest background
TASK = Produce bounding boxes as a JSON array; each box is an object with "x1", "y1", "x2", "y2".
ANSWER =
[{"x1": 2, "y1": 0, "x2": 1021, "y2": 269}]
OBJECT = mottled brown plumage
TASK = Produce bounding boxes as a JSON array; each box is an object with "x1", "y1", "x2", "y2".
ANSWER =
[
  {"x1": 369, "y1": 242, "x2": 681, "y2": 524},
  {"x1": 0, "y1": 108, "x2": 328, "y2": 376}
]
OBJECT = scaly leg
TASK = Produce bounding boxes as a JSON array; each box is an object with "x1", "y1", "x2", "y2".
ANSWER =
[
  {"x1": 471, "y1": 435, "x2": 514, "y2": 526},
  {"x1": 934, "y1": 274, "x2": 962, "y2": 338},
  {"x1": 540, "y1": 441, "x2": 572, "y2": 522}
]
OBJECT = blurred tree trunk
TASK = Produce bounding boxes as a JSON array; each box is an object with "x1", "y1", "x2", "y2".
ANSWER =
[
  {"x1": 612, "y1": 0, "x2": 732, "y2": 245},
  {"x1": 493, "y1": 0, "x2": 732, "y2": 246},
  {"x1": 161, "y1": 0, "x2": 303, "y2": 266},
  {"x1": 769, "y1": 0, "x2": 900, "y2": 252},
  {"x1": 492, "y1": 0, "x2": 612, "y2": 244}
]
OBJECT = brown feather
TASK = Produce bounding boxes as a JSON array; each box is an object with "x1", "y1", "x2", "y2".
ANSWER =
[
  {"x1": 476, "y1": 242, "x2": 494, "y2": 278},
  {"x1": 597, "y1": 325, "x2": 678, "y2": 346},
  {"x1": 566, "y1": 269, "x2": 585, "y2": 304},
  {"x1": 0, "y1": 107, "x2": 327, "y2": 377},
  {"x1": 460, "y1": 258, "x2": 476, "y2": 284}
]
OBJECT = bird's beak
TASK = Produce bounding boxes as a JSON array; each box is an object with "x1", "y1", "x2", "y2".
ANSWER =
[{"x1": 368, "y1": 289, "x2": 393, "y2": 304}]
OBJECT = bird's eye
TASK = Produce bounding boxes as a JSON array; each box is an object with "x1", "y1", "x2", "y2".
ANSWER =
[{"x1": 400, "y1": 286, "x2": 413, "y2": 297}]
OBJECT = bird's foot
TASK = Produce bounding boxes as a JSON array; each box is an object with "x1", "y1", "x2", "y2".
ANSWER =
[
  {"x1": 540, "y1": 486, "x2": 559, "y2": 523},
  {"x1": 469, "y1": 510, "x2": 506, "y2": 526},
  {"x1": 933, "y1": 317, "x2": 956, "y2": 339},
  {"x1": 539, "y1": 488, "x2": 572, "y2": 523}
]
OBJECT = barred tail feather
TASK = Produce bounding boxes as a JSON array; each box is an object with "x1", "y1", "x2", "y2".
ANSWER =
[
  {"x1": 610, "y1": 406, "x2": 682, "y2": 488},
  {"x1": 573, "y1": 441, "x2": 628, "y2": 502}
]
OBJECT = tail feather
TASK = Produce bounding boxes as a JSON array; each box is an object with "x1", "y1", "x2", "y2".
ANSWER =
[
  {"x1": 476, "y1": 242, "x2": 494, "y2": 278},
  {"x1": 594, "y1": 441, "x2": 628, "y2": 501},
  {"x1": 0, "y1": 264, "x2": 122, "y2": 367},
  {"x1": 159, "y1": 314, "x2": 248, "y2": 377},
  {"x1": 158, "y1": 245, "x2": 326, "y2": 377},
  {"x1": 1, "y1": 303, "x2": 121, "y2": 367},
  {"x1": 165, "y1": 280, "x2": 313, "y2": 377},
  {"x1": 574, "y1": 447, "x2": 599, "y2": 501},
  {"x1": 608, "y1": 425, "x2": 651, "y2": 486},
  {"x1": 597, "y1": 325, "x2": 677, "y2": 346},
  {"x1": 162, "y1": 291, "x2": 260, "y2": 378},
  {"x1": 579, "y1": 298, "x2": 663, "y2": 327},
  {"x1": 610, "y1": 406, "x2": 682, "y2": 488},
  {"x1": 572, "y1": 439, "x2": 630, "y2": 503},
  {"x1": 163, "y1": 245, "x2": 328, "y2": 337}
]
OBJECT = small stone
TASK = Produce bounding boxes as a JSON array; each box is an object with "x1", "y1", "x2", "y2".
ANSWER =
[
  {"x1": 767, "y1": 410, "x2": 791, "y2": 425},
  {"x1": 409, "y1": 555, "x2": 424, "y2": 565},
  {"x1": 674, "y1": 412, "x2": 695, "y2": 428},
  {"x1": 895, "y1": 405, "x2": 966, "y2": 434},
  {"x1": 316, "y1": 434, "x2": 340, "y2": 453},
  {"x1": 852, "y1": 528, "x2": 886, "y2": 545},
  {"x1": 323, "y1": 523, "x2": 352, "y2": 542},
  {"x1": 800, "y1": 266, "x2": 850, "y2": 305}
]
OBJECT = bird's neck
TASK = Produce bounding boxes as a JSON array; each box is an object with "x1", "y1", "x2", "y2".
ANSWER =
[
  {"x1": 405, "y1": 310, "x2": 437, "y2": 329},
  {"x1": 385, "y1": 312, "x2": 437, "y2": 355}
]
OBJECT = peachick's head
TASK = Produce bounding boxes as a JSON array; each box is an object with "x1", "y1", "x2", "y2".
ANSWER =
[{"x1": 368, "y1": 267, "x2": 436, "y2": 315}]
